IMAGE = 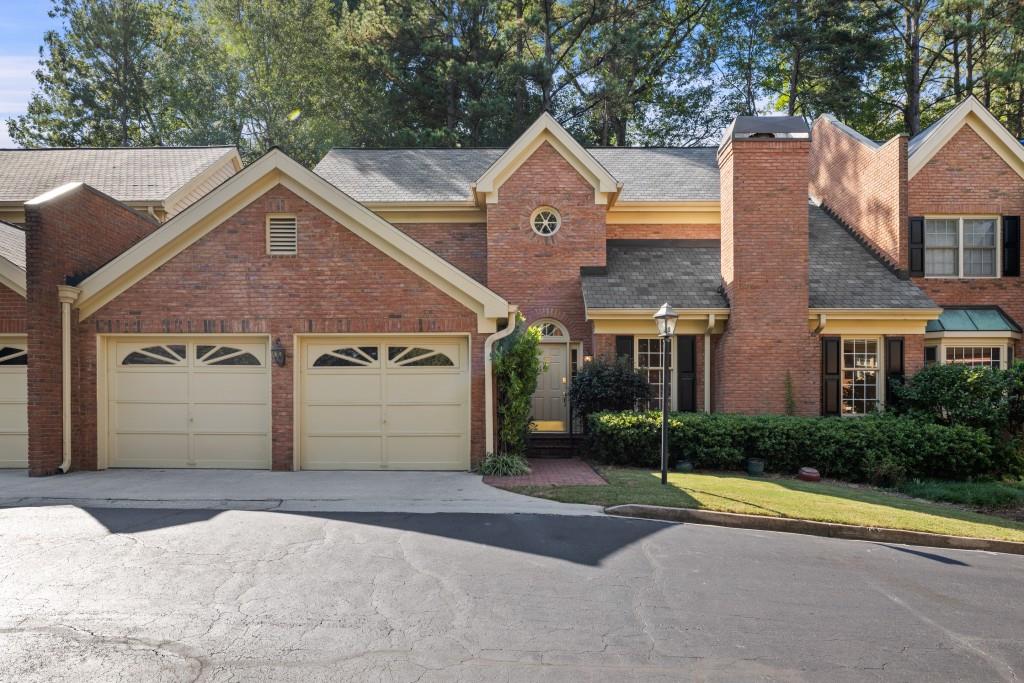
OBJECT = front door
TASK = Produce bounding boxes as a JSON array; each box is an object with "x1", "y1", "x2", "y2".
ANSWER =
[{"x1": 532, "y1": 343, "x2": 568, "y2": 432}]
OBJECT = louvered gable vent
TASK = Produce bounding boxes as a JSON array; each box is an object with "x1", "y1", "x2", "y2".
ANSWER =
[{"x1": 267, "y1": 215, "x2": 298, "y2": 255}]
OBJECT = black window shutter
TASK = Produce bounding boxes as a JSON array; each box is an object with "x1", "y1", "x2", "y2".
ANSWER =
[
  {"x1": 885, "y1": 337, "x2": 905, "y2": 406},
  {"x1": 614, "y1": 336, "x2": 634, "y2": 364},
  {"x1": 925, "y1": 346, "x2": 937, "y2": 365},
  {"x1": 821, "y1": 336, "x2": 841, "y2": 416},
  {"x1": 678, "y1": 336, "x2": 697, "y2": 412},
  {"x1": 909, "y1": 216, "x2": 925, "y2": 277},
  {"x1": 1002, "y1": 216, "x2": 1020, "y2": 277}
]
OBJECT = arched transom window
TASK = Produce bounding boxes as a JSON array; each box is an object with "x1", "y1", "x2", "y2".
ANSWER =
[{"x1": 531, "y1": 320, "x2": 569, "y2": 342}]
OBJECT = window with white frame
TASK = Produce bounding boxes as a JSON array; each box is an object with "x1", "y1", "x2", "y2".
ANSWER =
[
  {"x1": 841, "y1": 338, "x2": 880, "y2": 415},
  {"x1": 636, "y1": 337, "x2": 672, "y2": 411},
  {"x1": 945, "y1": 346, "x2": 1002, "y2": 369},
  {"x1": 924, "y1": 217, "x2": 998, "y2": 278}
]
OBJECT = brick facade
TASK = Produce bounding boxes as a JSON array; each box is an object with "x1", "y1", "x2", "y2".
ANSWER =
[
  {"x1": 0, "y1": 286, "x2": 26, "y2": 335},
  {"x1": 715, "y1": 138, "x2": 818, "y2": 415},
  {"x1": 72, "y1": 185, "x2": 487, "y2": 471},
  {"x1": 909, "y1": 124, "x2": 1024, "y2": 357},
  {"x1": 606, "y1": 224, "x2": 720, "y2": 240},
  {"x1": 25, "y1": 186, "x2": 159, "y2": 475},
  {"x1": 809, "y1": 118, "x2": 908, "y2": 271},
  {"x1": 485, "y1": 141, "x2": 606, "y2": 350},
  {"x1": 394, "y1": 222, "x2": 487, "y2": 285}
]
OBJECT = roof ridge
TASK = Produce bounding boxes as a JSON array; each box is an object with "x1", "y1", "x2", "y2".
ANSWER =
[{"x1": 0, "y1": 145, "x2": 237, "y2": 152}]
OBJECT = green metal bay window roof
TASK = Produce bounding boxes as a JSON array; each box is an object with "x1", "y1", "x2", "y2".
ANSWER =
[{"x1": 926, "y1": 308, "x2": 1022, "y2": 334}]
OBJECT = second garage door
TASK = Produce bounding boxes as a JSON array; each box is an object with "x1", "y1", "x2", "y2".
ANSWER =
[
  {"x1": 0, "y1": 339, "x2": 27, "y2": 468},
  {"x1": 300, "y1": 337, "x2": 470, "y2": 470},
  {"x1": 106, "y1": 338, "x2": 271, "y2": 468}
]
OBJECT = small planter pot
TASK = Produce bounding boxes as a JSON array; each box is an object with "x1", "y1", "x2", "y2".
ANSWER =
[{"x1": 746, "y1": 458, "x2": 765, "y2": 477}]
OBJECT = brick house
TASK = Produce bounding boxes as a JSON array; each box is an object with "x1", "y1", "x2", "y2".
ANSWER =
[{"x1": 2, "y1": 98, "x2": 1021, "y2": 475}]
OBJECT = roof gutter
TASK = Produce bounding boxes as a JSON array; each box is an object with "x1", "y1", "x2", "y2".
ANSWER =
[{"x1": 56, "y1": 285, "x2": 81, "y2": 473}]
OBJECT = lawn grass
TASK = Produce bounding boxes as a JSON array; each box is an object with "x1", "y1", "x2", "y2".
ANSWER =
[
  {"x1": 511, "y1": 468, "x2": 1024, "y2": 543},
  {"x1": 896, "y1": 478, "x2": 1024, "y2": 509}
]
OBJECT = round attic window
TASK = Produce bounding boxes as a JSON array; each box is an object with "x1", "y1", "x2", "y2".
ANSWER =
[{"x1": 531, "y1": 207, "x2": 561, "y2": 236}]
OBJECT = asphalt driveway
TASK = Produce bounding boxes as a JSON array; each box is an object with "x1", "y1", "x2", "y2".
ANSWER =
[{"x1": 1, "y1": 505, "x2": 1022, "y2": 682}]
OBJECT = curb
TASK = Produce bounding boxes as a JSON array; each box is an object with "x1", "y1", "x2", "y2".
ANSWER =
[{"x1": 605, "y1": 504, "x2": 1024, "y2": 556}]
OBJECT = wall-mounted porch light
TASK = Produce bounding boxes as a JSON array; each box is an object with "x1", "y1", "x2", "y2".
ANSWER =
[{"x1": 271, "y1": 337, "x2": 287, "y2": 367}]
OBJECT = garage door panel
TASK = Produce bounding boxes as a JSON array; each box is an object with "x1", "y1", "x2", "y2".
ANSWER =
[
  {"x1": 387, "y1": 435, "x2": 465, "y2": 469},
  {"x1": 0, "y1": 372, "x2": 26, "y2": 402},
  {"x1": 385, "y1": 373, "x2": 464, "y2": 403},
  {"x1": 191, "y1": 403, "x2": 269, "y2": 433},
  {"x1": 115, "y1": 402, "x2": 188, "y2": 433},
  {"x1": 387, "y1": 404, "x2": 464, "y2": 434},
  {"x1": 303, "y1": 436, "x2": 383, "y2": 469},
  {"x1": 116, "y1": 372, "x2": 188, "y2": 403},
  {"x1": 190, "y1": 372, "x2": 268, "y2": 403},
  {"x1": 304, "y1": 373, "x2": 381, "y2": 403},
  {"x1": 0, "y1": 434, "x2": 27, "y2": 467},
  {"x1": 192, "y1": 434, "x2": 268, "y2": 468},
  {"x1": 304, "y1": 404, "x2": 381, "y2": 435},
  {"x1": 114, "y1": 434, "x2": 190, "y2": 467}
]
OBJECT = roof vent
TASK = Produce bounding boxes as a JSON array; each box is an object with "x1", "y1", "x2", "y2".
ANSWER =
[{"x1": 267, "y1": 215, "x2": 298, "y2": 255}]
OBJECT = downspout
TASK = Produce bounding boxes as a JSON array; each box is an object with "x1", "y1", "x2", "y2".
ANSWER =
[
  {"x1": 56, "y1": 285, "x2": 81, "y2": 474},
  {"x1": 704, "y1": 314, "x2": 715, "y2": 414},
  {"x1": 483, "y1": 306, "x2": 519, "y2": 455}
]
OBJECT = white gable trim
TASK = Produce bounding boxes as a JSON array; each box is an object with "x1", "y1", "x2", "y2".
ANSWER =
[
  {"x1": 161, "y1": 147, "x2": 244, "y2": 216},
  {"x1": 0, "y1": 257, "x2": 25, "y2": 298},
  {"x1": 73, "y1": 149, "x2": 511, "y2": 331},
  {"x1": 909, "y1": 96, "x2": 1024, "y2": 180},
  {"x1": 474, "y1": 112, "x2": 620, "y2": 204}
]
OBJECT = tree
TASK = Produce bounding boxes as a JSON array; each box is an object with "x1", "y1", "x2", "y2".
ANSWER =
[{"x1": 8, "y1": 0, "x2": 168, "y2": 147}]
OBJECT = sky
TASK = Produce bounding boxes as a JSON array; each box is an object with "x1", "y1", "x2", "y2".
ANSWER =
[{"x1": 0, "y1": 1, "x2": 60, "y2": 147}]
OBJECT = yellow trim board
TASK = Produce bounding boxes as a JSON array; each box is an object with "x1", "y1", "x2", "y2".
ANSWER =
[
  {"x1": 70, "y1": 149, "x2": 511, "y2": 330},
  {"x1": 363, "y1": 202, "x2": 487, "y2": 224},
  {"x1": 475, "y1": 112, "x2": 620, "y2": 205},
  {"x1": 588, "y1": 308, "x2": 730, "y2": 336},
  {"x1": 0, "y1": 256, "x2": 26, "y2": 298},
  {"x1": 606, "y1": 201, "x2": 721, "y2": 225},
  {"x1": 809, "y1": 308, "x2": 941, "y2": 335},
  {"x1": 908, "y1": 96, "x2": 1024, "y2": 180}
]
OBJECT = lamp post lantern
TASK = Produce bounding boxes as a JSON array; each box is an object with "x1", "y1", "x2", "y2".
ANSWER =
[{"x1": 653, "y1": 303, "x2": 678, "y2": 485}]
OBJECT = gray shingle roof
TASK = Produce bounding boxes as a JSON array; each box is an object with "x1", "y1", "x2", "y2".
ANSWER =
[
  {"x1": 581, "y1": 207, "x2": 935, "y2": 311},
  {"x1": 0, "y1": 221, "x2": 25, "y2": 270},
  {"x1": 0, "y1": 147, "x2": 237, "y2": 203},
  {"x1": 314, "y1": 147, "x2": 720, "y2": 203},
  {"x1": 581, "y1": 240, "x2": 727, "y2": 310},
  {"x1": 808, "y1": 206, "x2": 935, "y2": 309}
]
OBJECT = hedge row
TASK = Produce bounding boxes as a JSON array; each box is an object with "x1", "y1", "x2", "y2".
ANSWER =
[{"x1": 587, "y1": 411, "x2": 1004, "y2": 485}]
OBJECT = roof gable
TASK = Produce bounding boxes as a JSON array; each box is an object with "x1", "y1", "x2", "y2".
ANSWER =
[
  {"x1": 474, "y1": 113, "x2": 620, "y2": 204},
  {"x1": 0, "y1": 221, "x2": 25, "y2": 298},
  {"x1": 909, "y1": 96, "x2": 1024, "y2": 180},
  {"x1": 72, "y1": 149, "x2": 510, "y2": 330}
]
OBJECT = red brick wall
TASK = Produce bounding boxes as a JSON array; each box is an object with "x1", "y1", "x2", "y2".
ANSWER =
[
  {"x1": 715, "y1": 139, "x2": 818, "y2": 415},
  {"x1": 486, "y1": 141, "x2": 606, "y2": 350},
  {"x1": 909, "y1": 124, "x2": 1024, "y2": 357},
  {"x1": 25, "y1": 185, "x2": 159, "y2": 475},
  {"x1": 78, "y1": 185, "x2": 486, "y2": 471},
  {"x1": 606, "y1": 224, "x2": 720, "y2": 240},
  {"x1": 809, "y1": 117, "x2": 908, "y2": 270},
  {"x1": 0, "y1": 285, "x2": 26, "y2": 334},
  {"x1": 394, "y1": 222, "x2": 487, "y2": 285},
  {"x1": 903, "y1": 334, "x2": 925, "y2": 378}
]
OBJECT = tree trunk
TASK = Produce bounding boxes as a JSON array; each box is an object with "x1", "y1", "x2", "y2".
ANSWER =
[
  {"x1": 905, "y1": 7, "x2": 921, "y2": 136},
  {"x1": 542, "y1": 0, "x2": 554, "y2": 113}
]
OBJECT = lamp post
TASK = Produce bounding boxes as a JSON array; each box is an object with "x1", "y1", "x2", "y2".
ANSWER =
[{"x1": 653, "y1": 303, "x2": 678, "y2": 485}]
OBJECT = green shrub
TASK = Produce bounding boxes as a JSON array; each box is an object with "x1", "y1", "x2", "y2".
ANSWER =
[
  {"x1": 568, "y1": 357, "x2": 650, "y2": 425},
  {"x1": 491, "y1": 315, "x2": 543, "y2": 457},
  {"x1": 479, "y1": 452, "x2": 531, "y2": 477},
  {"x1": 586, "y1": 411, "x2": 995, "y2": 485}
]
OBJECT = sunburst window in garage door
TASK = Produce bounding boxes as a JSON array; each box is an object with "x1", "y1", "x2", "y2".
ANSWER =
[
  {"x1": 387, "y1": 346, "x2": 455, "y2": 367},
  {"x1": 107, "y1": 339, "x2": 270, "y2": 469},
  {"x1": 313, "y1": 346, "x2": 380, "y2": 367}
]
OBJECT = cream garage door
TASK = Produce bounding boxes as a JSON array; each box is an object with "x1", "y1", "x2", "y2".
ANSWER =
[
  {"x1": 301, "y1": 337, "x2": 470, "y2": 470},
  {"x1": 0, "y1": 340, "x2": 27, "y2": 468},
  {"x1": 106, "y1": 339, "x2": 271, "y2": 468}
]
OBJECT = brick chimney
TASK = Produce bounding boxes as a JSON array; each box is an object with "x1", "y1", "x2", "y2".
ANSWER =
[{"x1": 714, "y1": 116, "x2": 818, "y2": 415}]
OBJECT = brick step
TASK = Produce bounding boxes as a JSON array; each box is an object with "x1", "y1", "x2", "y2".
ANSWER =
[{"x1": 527, "y1": 434, "x2": 577, "y2": 459}]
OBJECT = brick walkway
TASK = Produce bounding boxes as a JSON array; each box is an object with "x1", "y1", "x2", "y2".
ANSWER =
[{"x1": 484, "y1": 458, "x2": 606, "y2": 488}]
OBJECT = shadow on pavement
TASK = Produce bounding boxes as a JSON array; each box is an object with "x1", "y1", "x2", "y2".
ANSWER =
[
  {"x1": 83, "y1": 508, "x2": 674, "y2": 566},
  {"x1": 875, "y1": 543, "x2": 971, "y2": 566}
]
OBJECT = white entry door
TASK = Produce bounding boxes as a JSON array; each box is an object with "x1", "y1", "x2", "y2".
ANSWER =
[
  {"x1": 106, "y1": 338, "x2": 271, "y2": 468},
  {"x1": 0, "y1": 339, "x2": 27, "y2": 468},
  {"x1": 300, "y1": 337, "x2": 470, "y2": 470}
]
